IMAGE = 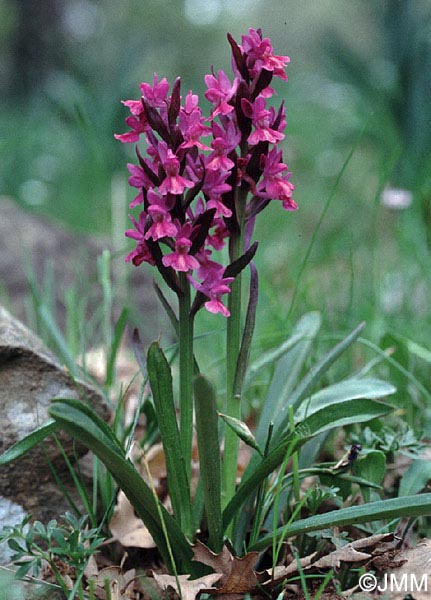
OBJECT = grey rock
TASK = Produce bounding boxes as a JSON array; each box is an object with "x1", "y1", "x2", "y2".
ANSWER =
[{"x1": 0, "y1": 305, "x2": 109, "y2": 543}]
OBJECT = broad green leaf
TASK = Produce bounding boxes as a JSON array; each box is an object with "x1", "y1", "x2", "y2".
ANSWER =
[
  {"x1": 194, "y1": 375, "x2": 223, "y2": 552},
  {"x1": 295, "y1": 377, "x2": 396, "y2": 421},
  {"x1": 399, "y1": 459, "x2": 431, "y2": 497},
  {"x1": 0, "y1": 420, "x2": 58, "y2": 465},
  {"x1": 48, "y1": 400, "x2": 196, "y2": 576},
  {"x1": 147, "y1": 342, "x2": 192, "y2": 535},
  {"x1": 250, "y1": 493, "x2": 431, "y2": 551},
  {"x1": 223, "y1": 398, "x2": 392, "y2": 530},
  {"x1": 354, "y1": 450, "x2": 386, "y2": 503}
]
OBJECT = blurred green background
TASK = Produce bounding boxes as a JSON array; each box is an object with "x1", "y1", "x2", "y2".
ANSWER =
[{"x1": 1, "y1": 0, "x2": 431, "y2": 348}]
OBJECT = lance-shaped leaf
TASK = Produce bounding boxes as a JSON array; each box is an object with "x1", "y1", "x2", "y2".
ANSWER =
[
  {"x1": 227, "y1": 33, "x2": 249, "y2": 81},
  {"x1": 141, "y1": 98, "x2": 171, "y2": 145},
  {"x1": 249, "y1": 494, "x2": 431, "y2": 552},
  {"x1": 224, "y1": 241, "x2": 258, "y2": 280},
  {"x1": 190, "y1": 208, "x2": 217, "y2": 256},
  {"x1": 194, "y1": 375, "x2": 223, "y2": 552},
  {"x1": 251, "y1": 68, "x2": 273, "y2": 100},
  {"x1": 234, "y1": 81, "x2": 252, "y2": 138},
  {"x1": 223, "y1": 397, "x2": 393, "y2": 530},
  {"x1": 153, "y1": 283, "x2": 179, "y2": 336},
  {"x1": 233, "y1": 262, "x2": 258, "y2": 396},
  {"x1": 147, "y1": 342, "x2": 192, "y2": 535},
  {"x1": 47, "y1": 399, "x2": 197, "y2": 575},
  {"x1": 136, "y1": 146, "x2": 160, "y2": 187},
  {"x1": 246, "y1": 141, "x2": 269, "y2": 183},
  {"x1": 146, "y1": 238, "x2": 182, "y2": 295},
  {"x1": 168, "y1": 77, "x2": 181, "y2": 128}
]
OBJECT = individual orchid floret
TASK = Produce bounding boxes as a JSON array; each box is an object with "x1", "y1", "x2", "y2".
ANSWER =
[
  {"x1": 145, "y1": 190, "x2": 178, "y2": 241},
  {"x1": 206, "y1": 218, "x2": 230, "y2": 250},
  {"x1": 202, "y1": 169, "x2": 232, "y2": 200},
  {"x1": 115, "y1": 113, "x2": 149, "y2": 144},
  {"x1": 206, "y1": 137, "x2": 235, "y2": 171},
  {"x1": 157, "y1": 142, "x2": 195, "y2": 195},
  {"x1": 256, "y1": 147, "x2": 297, "y2": 210},
  {"x1": 179, "y1": 93, "x2": 212, "y2": 150},
  {"x1": 125, "y1": 212, "x2": 156, "y2": 266},
  {"x1": 242, "y1": 96, "x2": 285, "y2": 145},
  {"x1": 139, "y1": 74, "x2": 170, "y2": 108},
  {"x1": 241, "y1": 28, "x2": 290, "y2": 80},
  {"x1": 206, "y1": 197, "x2": 232, "y2": 219},
  {"x1": 189, "y1": 267, "x2": 234, "y2": 317},
  {"x1": 204, "y1": 70, "x2": 239, "y2": 118},
  {"x1": 162, "y1": 223, "x2": 200, "y2": 272}
]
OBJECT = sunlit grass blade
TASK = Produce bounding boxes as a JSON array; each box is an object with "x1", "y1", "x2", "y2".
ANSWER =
[
  {"x1": 249, "y1": 493, "x2": 431, "y2": 552},
  {"x1": 194, "y1": 375, "x2": 223, "y2": 552},
  {"x1": 0, "y1": 420, "x2": 58, "y2": 465},
  {"x1": 105, "y1": 307, "x2": 129, "y2": 387}
]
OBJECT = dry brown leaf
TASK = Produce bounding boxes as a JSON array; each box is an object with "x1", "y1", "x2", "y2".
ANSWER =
[
  {"x1": 109, "y1": 490, "x2": 156, "y2": 548},
  {"x1": 259, "y1": 552, "x2": 318, "y2": 588},
  {"x1": 260, "y1": 533, "x2": 394, "y2": 592},
  {"x1": 90, "y1": 566, "x2": 137, "y2": 600},
  {"x1": 153, "y1": 572, "x2": 222, "y2": 600},
  {"x1": 192, "y1": 540, "x2": 259, "y2": 595}
]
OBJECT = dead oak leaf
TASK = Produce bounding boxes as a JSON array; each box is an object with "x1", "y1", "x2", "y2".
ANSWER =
[
  {"x1": 153, "y1": 572, "x2": 222, "y2": 600},
  {"x1": 192, "y1": 540, "x2": 259, "y2": 594}
]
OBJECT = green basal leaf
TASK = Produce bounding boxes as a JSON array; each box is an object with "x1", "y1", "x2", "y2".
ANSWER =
[
  {"x1": 294, "y1": 377, "x2": 396, "y2": 421},
  {"x1": 354, "y1": 450, "x2": 386, "y2": 503},
  {"x1": 48, "y1": 399, "x2": 196, "y2": 576},
  {"x1": 194, "y1": 375, "x2": 223, "y2": 552},
  {"x1": 250, "y1": 493, "x2": 431, "y2": 552},
  {"x1": 0, "y1": 420, "x2": 58, "y2": 465},
  {"x1": 147, "y1": 342, "x2": 192, "y2": 535}
]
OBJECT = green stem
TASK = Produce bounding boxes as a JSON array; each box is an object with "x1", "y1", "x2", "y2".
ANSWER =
[
  {"x1": 179, "y1": 273, "x2": 194, "y2": 481},
  {"x1": 222, "y1": 186, "x2": 247, "y2": 511}
]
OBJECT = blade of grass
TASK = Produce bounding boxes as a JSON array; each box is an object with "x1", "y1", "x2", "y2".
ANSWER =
[{"x1": 287, "y1": 118, "x2": 370, "y2": 320}]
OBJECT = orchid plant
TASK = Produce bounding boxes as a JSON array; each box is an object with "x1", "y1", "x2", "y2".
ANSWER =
[
  {"x1": 3, "y1": 28, "x2": 431, "y2": 586},
  {"x1": 115, "y1": 28, "x2": 296, "y2": 517}
]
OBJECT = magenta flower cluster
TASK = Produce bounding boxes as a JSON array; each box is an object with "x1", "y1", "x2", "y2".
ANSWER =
[{"x1": 116, "y1": 28, "x2": 296, "y2": 317}]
